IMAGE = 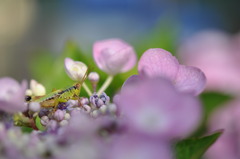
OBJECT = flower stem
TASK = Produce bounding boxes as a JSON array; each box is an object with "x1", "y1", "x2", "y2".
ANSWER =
[
  {"x1": 83, "y1": 82, "x2": 92, "y2": 96},
  {"x1": 97, "y1": 76, "x2": 114, "y2": 96}
]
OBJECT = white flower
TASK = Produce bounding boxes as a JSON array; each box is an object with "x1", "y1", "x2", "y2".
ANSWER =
[
  {"x1": 30, "y1": 79, "x2": 46, "y2": 96},
  {"x1": 64, "y1": 57, "x2": 88, "y2": 82}
]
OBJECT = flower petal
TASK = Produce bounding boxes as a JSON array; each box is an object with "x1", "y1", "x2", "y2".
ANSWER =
[
  {"x1": 175, "y1": 65, "x2": 206, "y2": 95},
  {"x1": 107, "y1": 134, "x2": 173, "y2": 159},
  {"x1": 118, "y1": 77, "x2": 202, "y2": 138},
  {"x1": 121, "y1": 75, "x2": 142, "y2": 91},
  {"x1": 0, "y1": 78, "x2": 27, "y2": 113},
  {"x1": 138, "y1": 48, "x2": 179, "y2": 81},
  {"x1": 64, "y1": 58, "x2": 88, "y2": 81}
]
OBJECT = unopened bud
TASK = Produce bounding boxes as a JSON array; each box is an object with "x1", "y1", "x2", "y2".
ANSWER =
[
  {"x1": 88, "y1": 72, "x2": 100, "y2": 82},
  {"x1": 64, "y1": 113, "x2": 71, "y2": 120},
  {"x1": 88, "y1": 72, "x2": 100, "y2": 92},
  {"x1": 91, "y1": 110, "x2": 99, "y2": 118},
  {"x1": 59, "y1": 120, "x2": 68, "y2": 126},
  {"x1": 54, "y1": 110, "x2": 65, "y2": 121},
  {"x1": 99, "y1": 105, "x2": 107, "y2": 114},
  {"x1": 82, "y1": 105, "x2": 91, "y2": 113},
  {"x1": 40, "y1": 116, "x2": 49, "y2": 126},
  {"x1": 108, "y1": 104, "x2": 117, "y2": 114},
  {"x1": 29, "y1": 102, "x2": 41, "y2": 112},
  {"x1": 80, "y1": 98, "x2": 89, "y2": 105},
  {"x1": 99, "y1": 92, "x2": 110, "y2": 105}
]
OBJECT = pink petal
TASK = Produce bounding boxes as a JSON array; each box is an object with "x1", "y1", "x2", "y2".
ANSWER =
[
  {"x1": 93, "y1": 38, "x2": 137, "y2": 75},
  {"x1": 178, "y1": 31, "x2": 240, "y2": 95},
  {"x1": 206, "y1": 100, "x2": 240, "y2": 159},
  {"x1": 138, "y1": 48, "x2": 179, "y2": 81},
  {"x1": 0, "y1": 78, "x2": 27, "y2": 113},
  {"x1": 64, "y1": 57, "x2": 75, "y2": 70},
  {"x1": 64, "y1": 57, "x2": 75, "y2": 78},
  {"x1": 121, "y1": 75, "x2": 142, "y2": 92},
  {"x1": 175, "y1": 65, "x2": 206, "y2": 95}
]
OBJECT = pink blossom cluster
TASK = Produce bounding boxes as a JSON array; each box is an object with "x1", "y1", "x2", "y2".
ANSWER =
[{"x1": 0, "y1": 38, "x2": 207, "y2": 159}]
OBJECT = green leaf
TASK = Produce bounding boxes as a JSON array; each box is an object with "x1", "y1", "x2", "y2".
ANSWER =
[
  {"x1": 200, "y1": 92, "x2": 232, "y2": 115},
  {"x1": 35, "y1": 116, "x2": 46, "y2": 131},
  {"x1": 21, "y1": 126, "x2": 34, "y2": 133},
  {"x1": 174, "y1": 130, "x2": 223, "y2": 159}
]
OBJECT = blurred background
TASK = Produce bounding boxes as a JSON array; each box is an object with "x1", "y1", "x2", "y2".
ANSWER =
[{"x1": 1, "y1": 0, "x2": 240, "y2": 79}]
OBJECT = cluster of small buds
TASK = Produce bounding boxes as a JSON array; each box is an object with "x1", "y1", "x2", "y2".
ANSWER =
[
  {"x1": 40, "y1": 109, "x2": 72, "y2": 128},
  {"x1": 90, "y1": 92, "x2": 110, "y2": 108},
  {"x1": 88, "y1": 92, "x2": 118, "y2": 118}
]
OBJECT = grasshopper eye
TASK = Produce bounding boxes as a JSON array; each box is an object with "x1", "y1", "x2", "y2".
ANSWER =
[{"x1": 25, "y1": 95, "x2": 32, "y2": 102}]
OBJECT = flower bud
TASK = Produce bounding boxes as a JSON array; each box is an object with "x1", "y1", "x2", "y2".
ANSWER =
[
  {"x1": 90, "y1": 93, "x2": 109, "y2": 108},
  {"x1": 65, "y1": 100, "x2": 79, "y2": 111},
  {"x1": 64, "y1": 113, "x2": 71, "y2": 120},
  {"x1": 91, "y1": 110, "x2": 99, "y2": 118},
  {"x1": 82, "y1": 104, "x2": 91, "y2": 113},
  {"x1": 99, "y1": 92, "x2": 110, "y2": 105},
  {"x1": 99, "y1": 104, "x2": 107, "y2": 114},
  {"x1": 47, "y1": 120, "x2": 58, "y2": 132},
  {"x1": 80, "y1": 97, "x2": 89, "y2": 105},
  {"x1": 64, "y1": 57, "x2": 88, "y2": 82},
  {"x1": 54, "y1": 109, "x2": 65, "y2": 121},
  {"x1": 93, "y1": 38, "x2": 137, "y2": 75},
  {"x1": 40, "y1": 116, "x2": 49, "y2": 126},
  {"x1": 38, "y1": 108, "x2": 49, "y2": 118},
  {"x1": 59, "y1": 120, "x2": 68, "y2": 127},
  {"x1": 29, "y1": 102, "x2": 41, "y2": 112},
  {"x1": 108, "y1": 104, "x2": 117, "y2": 114},
  {"x1": 30, "y1": 79, "x2": 46, "y2": 96},
  {"x1": 88, "y1": 72, "x2": 100, "y2": 82}
]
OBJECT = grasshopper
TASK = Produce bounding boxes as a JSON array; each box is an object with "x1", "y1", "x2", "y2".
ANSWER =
[{"x1": 26, "y1": 73, "x2": 87, "y2": 109}]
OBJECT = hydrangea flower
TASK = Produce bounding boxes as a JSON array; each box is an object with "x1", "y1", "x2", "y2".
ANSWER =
[
  {"x1": 93, "y1": 38, "x2": 137, "y2": 75},
  {"x1": 178, "y1": 31, "x2": 240, "y2": 95},
  {"x1": 138, "y1": 48, "x2": 206, "y2": 95},
  {"x1": 206, "y1": 100, "x2": 240, "y2": 159},
  {"x1": 118, "y1": 77, "x2": 202, "y2": 139},
  {"x1": 0, "y1": 77, "x2": 27, "y2": 113},
  {"x1": 64, "y1": 57, "x2": 88, "y2": 82}
]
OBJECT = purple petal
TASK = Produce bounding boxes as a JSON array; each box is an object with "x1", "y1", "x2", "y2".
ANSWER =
[
  {"x1": 93, "y1": 38, "x2": 137, "y2": 75},
  {"x1": 107, "y1": 134, "x2": 173, "y2": 159},
  {"x1": 118, "y1": 77, "x2": 202, "y2": 139},
  {"x1": 138, "y1": 48, "x2": 180, "y2": 81},
  {"x1": 177, "y1": 31, "x2": 240, "y2": 95},
  {"x1": 0, "y1": 77, "x2": 27, "y2": 113},
  {"x1": 175, "y1": 65, "x2": 206, "y2": 95},
  {"x1": 121, "y1": 75, "x2": 142, "y2": 92}
]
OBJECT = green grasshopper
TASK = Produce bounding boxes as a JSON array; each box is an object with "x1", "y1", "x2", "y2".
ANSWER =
[{"x1": 26, "y1": 73, "x2": 87, "y2": 109}]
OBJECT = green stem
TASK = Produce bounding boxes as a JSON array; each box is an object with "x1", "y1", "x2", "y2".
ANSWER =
[
  {"x1": 83, "y1": 82, "x2": 92, "y2": 96},
  {"x1": 97, "y1": 75, "x2": 114, "y2": 96}
]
